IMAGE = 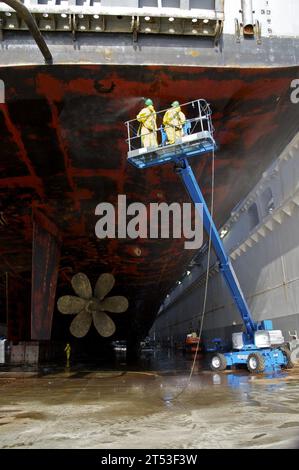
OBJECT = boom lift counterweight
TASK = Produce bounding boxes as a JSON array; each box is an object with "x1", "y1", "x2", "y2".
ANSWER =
[{"x1": 125, "y1": 99, "x2": 293, "y2": 373}]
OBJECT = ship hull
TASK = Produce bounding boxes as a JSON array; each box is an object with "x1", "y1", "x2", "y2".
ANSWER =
[{"x1": 1, "y1": 63, "x2": 299, "y2": 353}]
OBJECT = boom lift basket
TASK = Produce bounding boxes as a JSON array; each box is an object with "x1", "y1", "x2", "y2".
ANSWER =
[{"x1": 125, "y1": 99, "x2": 216, "y2": 169}]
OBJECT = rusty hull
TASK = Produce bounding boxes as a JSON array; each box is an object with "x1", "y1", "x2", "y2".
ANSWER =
[{"x1": 0, "y1": 64, "x2": 299, "y2": 343}]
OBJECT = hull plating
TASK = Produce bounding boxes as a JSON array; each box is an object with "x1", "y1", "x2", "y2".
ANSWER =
[{"x1": 1, "y1": 64, "x2": 299, "y2": 341}]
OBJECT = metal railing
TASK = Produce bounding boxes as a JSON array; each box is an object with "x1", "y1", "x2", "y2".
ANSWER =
[{"x1": 125, "y1": 99, "x2": 214, "y2": 153}]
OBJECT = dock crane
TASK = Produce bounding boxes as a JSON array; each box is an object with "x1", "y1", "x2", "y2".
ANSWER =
[{"x1": 125, "y1": 99, "x2": 293, "y2": 373}]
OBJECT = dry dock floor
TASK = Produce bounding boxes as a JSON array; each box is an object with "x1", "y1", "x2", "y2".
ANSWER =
[{"x1": 0, "y1": 352, "x2": 299, "y2": 449}]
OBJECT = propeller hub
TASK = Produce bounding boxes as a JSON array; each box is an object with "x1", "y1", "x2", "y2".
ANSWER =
[{"x1": 86, "y1": 298, "x2": 100, "y2": 314}]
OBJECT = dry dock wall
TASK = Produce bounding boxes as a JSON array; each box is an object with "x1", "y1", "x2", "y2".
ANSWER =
[{"x1": 152, "y1": 132, "x2": 299, "y2": 349}]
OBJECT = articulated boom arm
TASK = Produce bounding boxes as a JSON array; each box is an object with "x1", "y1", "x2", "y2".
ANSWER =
[
  {"x1": 177, "y1": 158, "x2": 257, "y2": 338},
  {"x1": 127, "y1": 99, "x2": 292, "y2": 372},
  {"x1": 126, "y1": 98, "x2": 257, "y2": 340}
]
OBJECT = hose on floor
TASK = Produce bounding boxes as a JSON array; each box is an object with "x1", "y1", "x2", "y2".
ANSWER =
[{"x1": 164, "y1": 146, "x2": 215, "y2": 402}]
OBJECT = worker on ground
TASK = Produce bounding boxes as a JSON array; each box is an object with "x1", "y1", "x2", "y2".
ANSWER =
[
  {"x1": 163, "y1": 101, "x2": 186, "y2": 145},
  {"x1": 136, "y1": 98, "x2": 158, "y2": 148},
  {"x1": 64, "y1": 342, "x2": 71, "y2": 368}
]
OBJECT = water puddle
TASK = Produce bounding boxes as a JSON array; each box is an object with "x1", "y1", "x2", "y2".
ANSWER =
[{"x1": 0, "y1": 350, "x2": 298, "y2": 448}]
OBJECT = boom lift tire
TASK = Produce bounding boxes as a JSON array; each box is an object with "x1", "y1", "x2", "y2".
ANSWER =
[
  {"x1": 210, "y1": 353, "x2": 227, "y2": 371},
  {"x1": 280, "y1": 347, "x2": 294, "y2": 369},
  {"x1": 247, "y1": 352, "x2": 265, "y2": 373}
]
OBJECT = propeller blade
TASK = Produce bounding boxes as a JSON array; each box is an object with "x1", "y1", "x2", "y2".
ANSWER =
[
  {"x1": 92, "y1": 311, "x2": 116, "y2": 338},
  {"x1": 94, "y1": 273, "x2": 115, "y2": 300},
  {"x1": 70, "y1": 309, "x2": 92, "y2": 338},
  {"x1": 100, "y1": 296, "x2": 129, "y2": 313},
  {"x1": 71, "y1": 273, "x2": 92, "y2": 300},
  {"x1": 57, "y1": 295, "x2": 86, "y2": 314}
]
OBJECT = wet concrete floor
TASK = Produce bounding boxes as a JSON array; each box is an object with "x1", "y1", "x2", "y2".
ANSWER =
[{"x1": 0, "y1": 350, "x2": 299, "y2": 449}]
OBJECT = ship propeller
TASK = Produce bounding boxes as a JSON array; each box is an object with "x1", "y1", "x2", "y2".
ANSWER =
[{"x1": 57, "y1": 273, "x2": 129, "y2": 338}]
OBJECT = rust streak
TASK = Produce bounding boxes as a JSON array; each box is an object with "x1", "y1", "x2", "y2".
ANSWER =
[
  {"x1": 0, "y1": 175, "x2": 40, "y2": 188},
  {"x1": 0, "y1": 107, "x2": 45, "y2": 199},
  {"x1": 47, "y1": 101, "x2": 81, "y2": 212}
]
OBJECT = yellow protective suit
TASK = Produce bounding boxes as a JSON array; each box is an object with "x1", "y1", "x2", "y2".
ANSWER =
[
  {"x1": 163, "y1": 106, "x2": 186, "y2": 145},
  {"x1": 136, "y1": 105, "x2": 158, "y2": 148},
  {"x1": 64, "y1": 343, "x2": 71, "y2": 368}
]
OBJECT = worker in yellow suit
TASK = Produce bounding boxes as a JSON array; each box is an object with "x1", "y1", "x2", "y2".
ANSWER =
[
  {"x1": 136, "y1": 98, "x2": 158, "y2": 148},
  {"x1": 64, "y1": 342, "x2": 71, "y2": 368},
  {"x1": 163, "y1": 101, "x2": 186, "y2": 145}
]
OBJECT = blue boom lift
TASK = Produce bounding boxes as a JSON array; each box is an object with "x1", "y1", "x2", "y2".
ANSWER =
[{"x1": 125, "y1": 99, "x2": 293, "y2": 373}]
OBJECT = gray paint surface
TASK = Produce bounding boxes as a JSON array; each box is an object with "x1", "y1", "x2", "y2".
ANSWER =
[
  {"x1": 152, "y1": 133, "x2": 299, "y2": 347},
  {"x1": 2, "y1": 33, "x2": 299, "y2": 66}
]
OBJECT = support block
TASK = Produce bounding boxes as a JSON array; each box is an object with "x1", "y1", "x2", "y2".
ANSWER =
[{"x1": 31, "y1": 212, "x2": 61, "y2": 341}]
